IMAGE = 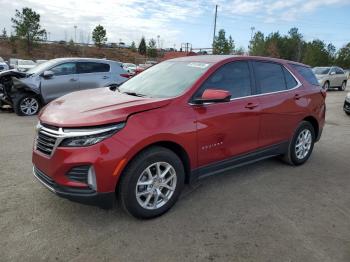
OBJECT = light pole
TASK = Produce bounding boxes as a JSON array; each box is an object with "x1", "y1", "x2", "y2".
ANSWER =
[
  {"x1": 157, "y1": 35, "x2": 160, "y2": 49},
  {"x1": 74, "y1": 25, "x2": 77, "y2": 43}
]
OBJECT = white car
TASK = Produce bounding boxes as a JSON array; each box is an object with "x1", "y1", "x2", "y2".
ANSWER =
[
  {"x1": 0, "y1": 57, "x2": 9, "y2": 72},
  {"x1": 122, "y1": 63, "x2": 136, "y2": 74},
  {"x1": 15, "y1": 59, "x2": 37, "y2": 72}
]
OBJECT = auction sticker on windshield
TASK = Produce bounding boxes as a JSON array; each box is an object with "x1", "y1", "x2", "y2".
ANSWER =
[{"x1": 187, "y1": 62, "x2": 209, "y2": 69}]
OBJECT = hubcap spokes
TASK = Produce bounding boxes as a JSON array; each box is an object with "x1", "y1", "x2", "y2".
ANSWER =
[
  {"x1": 136, "y1": 162, "x2": 177, "y2": 210},
  {"x1": 20, "y1": 98, "x2": 38, "y2": 115},
  {"x1": 295, "y1": 129, "x2": 312, "y2": 160}
]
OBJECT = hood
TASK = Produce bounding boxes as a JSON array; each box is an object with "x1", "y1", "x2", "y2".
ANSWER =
[{"x1": 39, "y1": 87, "x2": 171, "y2": 127}]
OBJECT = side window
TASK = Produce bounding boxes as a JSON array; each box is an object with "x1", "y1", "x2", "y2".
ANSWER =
[
  {"x1": 329, "y1": 67, "x2": 336, "y2": 74},
  {"x1": 198, "y1": 61, "x2": 252, "y2": 99},
  {"x1": 77, "y1": 62, "x2": 110, "y2": 74},
  {"x1": 283, "y1": 67, "x2": 298, "y2": 89},
  {"x1": 50, "y1": 63, "x2": 76, "y2": 76},
  {"x1": 254, "y1": 62, "x2": 286, "y2": 93},
  {"x1": 290, "y1": 64, "x2": 319, "y2": 86},
  {"x1": 336, "y1": 68, "x2": 344, "y2": 74}
]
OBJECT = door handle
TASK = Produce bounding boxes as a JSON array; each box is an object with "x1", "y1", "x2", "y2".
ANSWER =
[
  {"x1": 70, "y1": 78, "x2": 78, "y2": 82},
  {"x1": 294, "y1": 93, "x2": 301, "y2": 100},
  {"x1": 245, "y1": 102, "x2": 259, "y2": 109},
  {"x1": 102, "y1": 76, "x2": 109, "y2": 79}
]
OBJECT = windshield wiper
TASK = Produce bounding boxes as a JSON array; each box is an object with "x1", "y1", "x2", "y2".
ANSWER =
[{"x1": 122, "y1": 91, "x2": 147, "y2": 97}]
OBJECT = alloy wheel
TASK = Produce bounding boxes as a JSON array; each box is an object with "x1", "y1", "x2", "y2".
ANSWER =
[
  {"x1": 295, "y1": 129, "x2": 312, "y2": 160},
  {"x1": 135, "y1": 162, "x2": 177, "y2": 210},
  {"x1": 20, "y1": 97, "x2": 39, "y2": 115}
]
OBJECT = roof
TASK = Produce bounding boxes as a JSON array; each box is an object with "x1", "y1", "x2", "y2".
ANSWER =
[
  {"x1": 49, "y1": 57, "x2": 120, "y2": 63},
  {"x1": 168, "y1": 55, "x2": 308, "y2": 67}
]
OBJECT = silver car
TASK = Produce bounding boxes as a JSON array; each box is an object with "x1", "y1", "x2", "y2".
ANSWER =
[
  {"x1": 0, "y1": 58, "x2": 129, "y2": 116},
  {"x1": 0, "y1": 57, "x2": 9, "y2": 72},
  {"x1": 313, "y1": 66, "x2": 348, "y2": 91}
]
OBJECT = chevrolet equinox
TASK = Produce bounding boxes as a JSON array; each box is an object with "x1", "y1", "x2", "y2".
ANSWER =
[{"x1": 32, "y1": 56, "x2": 326, "y2": 219}]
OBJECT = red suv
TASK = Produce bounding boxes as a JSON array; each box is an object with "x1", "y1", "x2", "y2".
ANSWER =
[{"x1": 32, "y1": 56, "x2": 326, "y2": 218}]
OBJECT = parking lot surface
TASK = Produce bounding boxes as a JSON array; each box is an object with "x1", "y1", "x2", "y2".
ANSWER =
[{"x1": 0, "y1": 86, "x2": 349, "y2": 262}]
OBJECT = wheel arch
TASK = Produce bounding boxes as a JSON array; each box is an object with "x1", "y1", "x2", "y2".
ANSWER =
[
  {"x1": 303, "y1": 116, "x2": 319, "y2": 140},
  {"x1": 115, "y1": 140, "x2": 192, "y2": 191}
]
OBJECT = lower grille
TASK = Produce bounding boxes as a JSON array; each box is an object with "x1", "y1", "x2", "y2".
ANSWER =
[{"x1": 33, "y1": 166, "x2": 55, "y2": 187}]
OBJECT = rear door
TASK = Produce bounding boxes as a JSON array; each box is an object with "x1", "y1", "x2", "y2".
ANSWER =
[
  {"x1": 253, "y1": 61, "x2": 302, "y2": 148},
  {"x1": 193, "y1": 61, "x2": 260, "y2": 167},
  {"x1": 335, "y1": 67, "x2": 345, "y2": 86},
  {"x1": 76, "y1": 62, "x2": 111, "y2": 90},
  {"x1": 40, "y1": 62, "x2": 78, "y2": 103}
]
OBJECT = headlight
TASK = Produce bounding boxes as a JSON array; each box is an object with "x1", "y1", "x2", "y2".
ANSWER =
[{"x1": 60, "y1": 122, "x2": 125, "y2": 147}]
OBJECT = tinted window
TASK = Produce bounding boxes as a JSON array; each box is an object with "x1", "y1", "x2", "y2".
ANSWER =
[
  {"x1": 254, "y1": 62, "x2": 286, "y2": 93},
  {"x1": 198, "y1": 61, "x2": 252, "y2": 99},
  {"x1": 51, "y1": 63, "x2": 76, "y2": 76},
  {"x1": 283, "y1": 67, "x2": 298, "y2": 89},
  {"x1": 291, "y1": 64, "x2": 319, "y2": 86},
  {"x1": 77, "y1": 62, "x2": 110, "y2": 74}
]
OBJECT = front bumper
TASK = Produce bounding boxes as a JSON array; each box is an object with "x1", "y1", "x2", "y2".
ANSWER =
[
  {"x1": 33, "y1": 166, "x2": 115, "y2": 209},
  {"x1": 344, "y1": 99, "x2": 350, "y2": 113}
]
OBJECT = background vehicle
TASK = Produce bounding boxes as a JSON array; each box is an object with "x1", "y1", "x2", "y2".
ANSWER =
[
  {"x1": 122, "y1": 63, "x2": 137, "y2": 74},
  {"x1": 313, "y1": 66, "x2": 347, "y2": 91},
  {"x1": 32, "y1": 55, "x2": 325, "y2": 219},
  {"x1": 15, "y1": 59, "x2": 37, "y2": 72},
  {"x1": 9, "y1": 58, "x2": 18, "y2": 69},
  {"x1": 344, "y1": 92, "x2": 350, "y2": 115},
  {"x1": 0, "y1": 57, "x2": 9, "y2": 72},
  {"x1": 36, "y1": 59, "x2": 48, "y2": 64},
  {"x1": 0, "y1": 57, "x2": 129, "y2": 116}
]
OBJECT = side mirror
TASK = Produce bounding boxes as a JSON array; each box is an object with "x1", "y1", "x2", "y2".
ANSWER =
[
  {"x1": 330, "y1": 71, "x2": 336, "y2": 75},
  {"x1": 43, "y1": 70, "x2": 54, "y2": 79},
  {"x1": 193, "y1": 89, "x2": 231, "y2": 104}
]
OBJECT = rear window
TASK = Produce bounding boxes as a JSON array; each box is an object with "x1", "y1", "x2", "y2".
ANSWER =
[
  {"x1": 291, "y1": 64, "x2": 319, "y2": 86},
  {"x1": 254, "y1": 61, "x2": 286, "y2": 93},
  {"x1": 77, "y1": 62, "x2": 110, "y2": 74}
]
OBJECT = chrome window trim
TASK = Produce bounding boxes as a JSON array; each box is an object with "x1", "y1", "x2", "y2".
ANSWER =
[
  {"x1": 189, "y1": 64, "x2": 302, "y2": 106},
  {"x1": 35, "y1": 123, "x2": 123, "y2": 158}
]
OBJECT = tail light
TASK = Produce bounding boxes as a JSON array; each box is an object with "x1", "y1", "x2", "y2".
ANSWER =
[{"x1": 120, "y1": 73, "x2": 130, "y2": 79}]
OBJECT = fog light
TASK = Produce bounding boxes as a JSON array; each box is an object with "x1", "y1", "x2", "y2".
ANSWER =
[{"x1": 88, "y1": 166, "x2": 97, "y2": 191}]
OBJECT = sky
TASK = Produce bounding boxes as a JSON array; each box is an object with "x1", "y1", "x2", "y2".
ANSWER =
[{"x1": 0, "y1": 0, "x2": 349, "y2": 51}]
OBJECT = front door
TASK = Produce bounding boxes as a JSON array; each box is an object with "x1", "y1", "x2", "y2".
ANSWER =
[
  {"x1": 192, "y1": 61, "x2": 260, "y2": 167},
  {"x1": 40, "y1": 62, "x2": 79, "y2": 103}
]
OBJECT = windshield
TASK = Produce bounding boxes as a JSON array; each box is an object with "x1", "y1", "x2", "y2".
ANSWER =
[
  {"x1": 313, "y1": 67, "x2": 330, "y2": 75},
  {"x1": 119, "y1": 61, "x2": 212, "y2": 98},
  {"x1": 26, "y1": 59, "x2": 57, "y2": 75}
]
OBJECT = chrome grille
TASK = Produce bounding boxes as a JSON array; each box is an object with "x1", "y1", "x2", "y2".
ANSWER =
[{"x1": 35, "y1": 124, "x2": 60, "y2": 156}]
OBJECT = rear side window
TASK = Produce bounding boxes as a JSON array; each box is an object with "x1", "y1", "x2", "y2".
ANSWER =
[
  {"x1": 198, "y1": 61, "x2": 252, "y2": 99},
  {"x1": 336, "y1": 67, "x2": 344, "y2": 74},
  {"x1": 290, "y1": 64, "x2": 319, "y2": 86},
  {"x1": 283, "y1": 67, "x2": 298, "y2": 89},
  {"x1": 77, "y1": 62, "x2": 110, "y2": 74},
  {"x1": 254, "y1": 62, "x2": 286, "y2": 93}
]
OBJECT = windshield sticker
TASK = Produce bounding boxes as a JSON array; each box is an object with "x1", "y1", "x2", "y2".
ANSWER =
[{"x1": 187, "y1": 62, "x2": 209, "y2": 69}]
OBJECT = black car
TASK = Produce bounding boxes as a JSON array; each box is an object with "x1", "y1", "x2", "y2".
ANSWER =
[{"x1": 344, "y1": 92, "x2": 350, "y2": 115}]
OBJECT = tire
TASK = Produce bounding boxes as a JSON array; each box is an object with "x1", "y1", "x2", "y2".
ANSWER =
[
  {"x1": 323, "y1": 81, "x2": 329, "y2": 91},
  {"x1": 13, "y1": 93, "x2": 41, "y2": 116},
  {"x1": 282, "y1": 121, "x2": 315, "y2": 166},
  {"x1": 339, "y1": 81, "x2": 347, "y2": 91},
  {"x1": 118, "y1": 146, "x2": 185, "y2": 219},
  {"x1": 345, "y1": 111, "x2": 350, "y2": 116}
]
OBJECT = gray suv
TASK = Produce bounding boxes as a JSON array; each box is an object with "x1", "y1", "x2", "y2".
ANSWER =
[
  {"x1": 0, "y1": 58, "x2": 129, "y2": 116},
  {"x1": 313, "y1": 66, "x2": 347, "y2": 91}
]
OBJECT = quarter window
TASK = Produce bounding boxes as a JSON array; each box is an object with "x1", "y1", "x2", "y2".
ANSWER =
[
  {"x1": 283, "y1": 67, "x2": 298, "y2": 89},
  {"x1": 50, "y1": 63, "x2": 76, "y2": 76},
  {"x1": 254, "y1": 62, "x2": 286, "y2": 93},
  {"x1": 197, "y1": 61, "x2": 252, "y2": 99},
  {"x1": 77, "y1": 62, "x2": 110, "y2": 74},
  {"x1": 290, "y1": 64, "x2": 319, "y2": 86}
]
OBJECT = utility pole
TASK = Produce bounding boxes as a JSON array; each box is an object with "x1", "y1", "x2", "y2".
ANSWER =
[
  {"x1": 213, "y1": 5, "x2": 218, "y2": 47},
  {"x1": 250, "y1": 26, "x2": 255, "y2": 42},
  {"x1": 74, "y1": 25, "x2": 77, "y2": 43},
  {"x1": 157, "y1": 35, "x2": 160, "y2": 49}
]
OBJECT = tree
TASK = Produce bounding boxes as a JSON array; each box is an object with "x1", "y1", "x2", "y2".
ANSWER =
[
  {"x1": 138, "y1": 37, "x2": 147, "y2": 55},
  {"x1": 213, "y1": 29, "x2": 235, "y2": 54},
  {"x1": 130, "y1": 41, "x2": 137, "y2": 52},
  {"x1": 11, "y1": 7, "x2": 46, "y2": 53},
  {"x1": 336, "y1": 43, "x2": 350, "y2": 69},
  {"x1": 1, "y1": 28, "x2": 7, "y2": 38},
  {"x1": 147, "y1": 38, "x2": 157, "y2": 58},
  {"x1": 92, "y1": 25, "x2": 107, "y2": 48},
  {"x1": 302, "y1": 40, "x2": 331, "y2": 67},
  {"x1": 249, "y1": 31, "x2": 266, "y2": 56},
  {"x1": 235, "y1": 46, "x2": 245, "y2": 55}
]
